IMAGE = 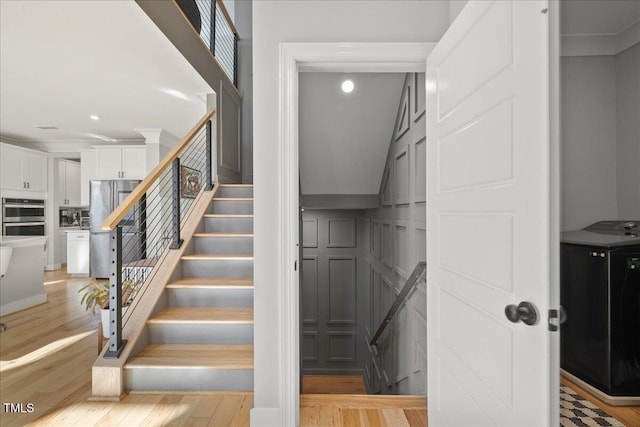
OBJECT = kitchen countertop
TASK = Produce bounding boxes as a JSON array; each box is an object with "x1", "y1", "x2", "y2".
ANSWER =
[
  {"x1": 0, "y1": 236, "x2": 47, "y2": 248},
  {"x1": 65, "y1": 229, "x2": 89, "y2": 233}
]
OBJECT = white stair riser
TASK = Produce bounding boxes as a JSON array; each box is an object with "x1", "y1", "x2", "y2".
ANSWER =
[
  {"x1": 148, "y1": 323, "x2": 253, "y2": 344},
  {"x1": 181, "y1": 259, "x2": 253, "y2": 277},
  {"x1": 217, "y1": 187, "x2": 253, "y2": 198},
  {"x1": 194, "y1": 236, "x2": 253, "y2": 254},
  {"x1": 167, "y1": 288, "x2": 253, "y2": 308},
  {"x1": 210, "y1": 200, "x2": 253, "y2": 215},
  {"x1": 204, "y1": 217, "x2": 253, "y2": 233},
  {"x1": 125, "y1": 368, "x2": 253, "y2": 391}
]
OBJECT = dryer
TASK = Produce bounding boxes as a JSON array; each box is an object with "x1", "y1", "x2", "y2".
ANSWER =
[{"x1": 561, "y1": 220, "x2": 640, "y2": 405}]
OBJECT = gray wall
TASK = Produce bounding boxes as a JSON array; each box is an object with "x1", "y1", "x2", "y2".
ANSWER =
[
  {"x1": 561, "y1": 55, "x2": 618, "y2": 231},
  {"x1": 364, "y1": 73, "x2": 427, "y2": 396},
  {"x1": 616, "y1": 43, "x2": 640, "y2": 219},
  {"x1": 301, "y1": 210, "x2": 368, "y2": 375},
  {"x1": 235, "y1": 0, "x2": 253, "y2": 184},
  {"x1": 561, "y1": 43, "x2": 640, "y2": 231}
]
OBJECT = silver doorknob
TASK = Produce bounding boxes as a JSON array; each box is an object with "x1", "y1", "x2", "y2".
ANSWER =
[{"x1": 505, "y1": 301, "x2": 538, "y2": 325}]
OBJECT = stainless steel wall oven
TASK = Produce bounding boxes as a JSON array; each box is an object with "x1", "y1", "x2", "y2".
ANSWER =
[{"x1": 2, "y1": 198, "x2": 46, "y2": 236}]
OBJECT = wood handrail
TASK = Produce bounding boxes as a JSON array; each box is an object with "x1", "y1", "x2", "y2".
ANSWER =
[
  {"x1": 215, "y1": 0, "x2": 238, "y2": 37},
  {"x1": 100, "y1": 109, "x2": 215, "y2": 231}
]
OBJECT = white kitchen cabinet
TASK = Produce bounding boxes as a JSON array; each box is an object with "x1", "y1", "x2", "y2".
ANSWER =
[
  {"x1": 56, "y1": 230, "x2": 68, "y2": 265},
  {"x1": 66, "y1": 230, "x2": 89, "y2": 276},
  {"x1": 80, "y1": 150, "x2": 97, "y2": 206},
  {"x1": 95, "y1": 146, "x2": 146, "y2": 180},
  {"x1": 57, "y1": 160, "x2": 82, "y2": 207},
  {"x1": 0, "y1": 143, "x2": 48, "y2": 193}
]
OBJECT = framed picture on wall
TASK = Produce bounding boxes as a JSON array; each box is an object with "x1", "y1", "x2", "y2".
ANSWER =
[{"x1": 180, "y1": 165, "x2": 202, "y2": 198}]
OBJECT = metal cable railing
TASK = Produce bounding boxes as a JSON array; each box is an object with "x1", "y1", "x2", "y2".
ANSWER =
[
  {"x1": 369, "y1": 262, "x2": 426, "y2": 349},
  {"x1": 101, "y1": 110, "x2": 214, "y2": 358},
  {"x1": 178, "y1": 0, "x2": 239, "y2": 87}
]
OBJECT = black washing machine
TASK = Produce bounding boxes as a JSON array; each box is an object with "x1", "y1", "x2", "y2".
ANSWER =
[{"x1": 561, "y1": 220, "x2": 640, "y2": 401}]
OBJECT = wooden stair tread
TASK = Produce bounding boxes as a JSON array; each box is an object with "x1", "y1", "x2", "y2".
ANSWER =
[
  {"x1": 126, "y1": 344, "x2": 253, "y2": 369},
  {"x1": 212, "y1": 197, "x2": 253, "y2": 201},
  {"x1": 193, "y1": 232, "x2": 254, "y2": 238},
  {"x1": 167, "y1": 277, "x2": 254, "y2": 289},
  {"x1": 203, "y1": 214, "x2": 254, "y2": 218},
  {"x1": 181, "y1": 253, "x2": 253, "y2": 261},
  {"x1": 148, "y1": 307, "x2": 253, "y2": 323}
]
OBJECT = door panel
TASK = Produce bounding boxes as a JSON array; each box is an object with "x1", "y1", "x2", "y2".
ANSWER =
[
  {"x1": 426, "y1": 0, "x2": 557, "y2": 425},
  {"x1": 301, "y1": 210, "x2": 366, "y2": 374}
]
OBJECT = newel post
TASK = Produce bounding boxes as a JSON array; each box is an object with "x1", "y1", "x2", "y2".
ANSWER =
[{"x1": 104, "y1": 226, "x2": 127, "y2": 358}]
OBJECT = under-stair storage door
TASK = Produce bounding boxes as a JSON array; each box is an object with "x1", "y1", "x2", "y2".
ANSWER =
[
  {"x1": 426, "y1": 0, "x2": 558, "y2": 425},
  {"x1": 301, "y1": 210, "x2": 367, "y2": 375}
]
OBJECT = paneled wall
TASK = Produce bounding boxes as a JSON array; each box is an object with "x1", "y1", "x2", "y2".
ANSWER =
[
  {"x1": 301, "y1": 210, "x2": 369, "y2": 375},
  {"x1": 364, "y1": 73, "x2": 427, "y2": 395}
]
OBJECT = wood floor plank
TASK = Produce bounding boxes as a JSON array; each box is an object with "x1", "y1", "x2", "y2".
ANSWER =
[
  {"x1": 229, "y1": 395, "x2": 253, "y2": 427},
  {"x1": 162, "y1": 395, "x2": 203, "y2": 427},
  {"x1": 363, "y1": 408, "x2": 386, "y2": 427},
  {"x1": 136, "y1": 394, "x2": 183, "y2": 425},
  {"x1": 190, "y1": 395, "x2": 223, "y2": 419},
  {"x1": 208, "y1": 395, "x2": 243, "y2": 426},
  {"x1": 340, "y1": 407, "x2": 362, "y2": 427},
  {"x1": 382, "y1": 408, "x2": 411, "y2": 427},
  {"x1": 404, "y1": 408, "x2": 428, "y2": 427},
  {"x1": 115, "y1": 394, "x2": 164, "y2": 426}
]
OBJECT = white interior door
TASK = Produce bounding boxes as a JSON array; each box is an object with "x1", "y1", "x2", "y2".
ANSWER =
[{"x1": 426, "y1": 1, "x2": 559, "y2": 425}]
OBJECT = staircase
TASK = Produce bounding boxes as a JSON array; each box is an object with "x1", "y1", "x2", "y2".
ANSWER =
[{"x1": 124, "y1": 184, "x2": 254, "y2": 391}]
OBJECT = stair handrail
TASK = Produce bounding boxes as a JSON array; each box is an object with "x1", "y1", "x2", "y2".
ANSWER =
[
  {"x1": 100, "y1": 109, "x2": 214, "y2": 231},
  {"x1": 100, "y1": 109, "x2": 215, "y2": 359},
  {"x1": 369, "y1": 262, "x2": 426, "y2": 348}
]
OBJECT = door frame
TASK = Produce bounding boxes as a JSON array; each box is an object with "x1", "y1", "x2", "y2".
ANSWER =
[{"x1": 278, "y1": 42, "x2": 435, "y2": 425}]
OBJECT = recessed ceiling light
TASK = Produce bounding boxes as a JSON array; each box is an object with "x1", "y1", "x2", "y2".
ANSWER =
[
  {"x1": 90, "y1": 115, "x2": 101, "y2": 120},
  {"x1": 36, "y1": 126, "x2": 58, "y2": 130},
  {"x1": 341, "y1": 79, "x2": 355, "y2": 94}
]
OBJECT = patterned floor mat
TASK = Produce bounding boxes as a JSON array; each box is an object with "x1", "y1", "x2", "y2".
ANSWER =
[{"x1": 560, "y1": 386, "x2": 625, "y2": 427}]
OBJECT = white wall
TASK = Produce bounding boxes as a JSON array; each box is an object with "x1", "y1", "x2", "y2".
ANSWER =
[
  {"x1": 561, "y1": 56, "x2": 618, "y2": 231},
  {"x1": 252, "y1": 1, "x2": 449, "y2": 423},
  {"x1": 616, "y1": 43, "x2": 640, "y2": 219},
  {"x1": 449, "y1": 0, "x2": 468, "y2": 24}
]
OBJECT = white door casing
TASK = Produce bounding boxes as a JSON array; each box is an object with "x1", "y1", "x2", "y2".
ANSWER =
[
  {"x1": 277, "y1": 42, "x2": 434, "y2": 426},
  {"x1": 426, "y1": 1, "x2": 559, "y2": 426}
]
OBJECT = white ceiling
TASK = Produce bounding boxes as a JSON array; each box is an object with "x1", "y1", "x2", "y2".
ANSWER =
[
  {"x1": 561, "y1": 0, "x2": 640, "y2": 35},
  {"x1": 299, "y1": 73, "x2": 405, "y2": 196},
  {"x1": 0, "y1": 1, "x2": 213, "y2": 152}
]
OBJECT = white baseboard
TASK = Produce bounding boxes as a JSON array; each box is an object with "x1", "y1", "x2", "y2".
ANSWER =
[
  {"x1": 0, "y1": 293, "x2": 47, "y2": 316},
  {"x1": 250, "y1": 408, "x2": 282, "y2": 427},
  {"x1": 45, "y1": 263, "x2": 62, "y2": 271}
]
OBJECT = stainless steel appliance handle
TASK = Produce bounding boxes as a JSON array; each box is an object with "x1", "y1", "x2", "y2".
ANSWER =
[
  {"x1": 3, "y1": 204, "x2": 45, "y2": 208},
  {"x1": 3, "y1": 222, "x2": 46, "y2": 226}
]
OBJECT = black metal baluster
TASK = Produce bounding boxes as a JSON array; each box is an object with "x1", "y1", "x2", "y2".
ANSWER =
[{"x1": 171, "y1": 158, "x2": 183, "y2": 249}]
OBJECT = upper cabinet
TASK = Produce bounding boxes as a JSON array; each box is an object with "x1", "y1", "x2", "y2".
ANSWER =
[
  {"x1": 80, "y1": 151, "x2": 97, "y2": 207},
  {"x1": 0, "y1": 143, "x2": 48, "y2": 194},
  {"x1": 96, "y1": 147, "x2": 146, "y2": 180},
  {"x1": 57, "y1": 159, "x2": 82, "y2": 207}
]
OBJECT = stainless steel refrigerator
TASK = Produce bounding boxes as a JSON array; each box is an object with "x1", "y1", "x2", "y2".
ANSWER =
[{"x1": 90, "y1": 180, "x2": 142, "y2": 278}]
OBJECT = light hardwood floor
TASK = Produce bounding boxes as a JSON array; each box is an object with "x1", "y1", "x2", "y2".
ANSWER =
[{"x1": 2, "y1": 269, "x2": 638, "y2": 426}]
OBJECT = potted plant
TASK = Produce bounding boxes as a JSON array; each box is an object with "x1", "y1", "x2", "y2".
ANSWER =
[{"x1": 78, "y1": 278, "x2": 136, "y2": 338}]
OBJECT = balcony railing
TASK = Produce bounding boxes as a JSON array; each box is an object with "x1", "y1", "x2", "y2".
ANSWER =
[{"x1": 177, "y1": 0, "x2": 239, "y2": 86}]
